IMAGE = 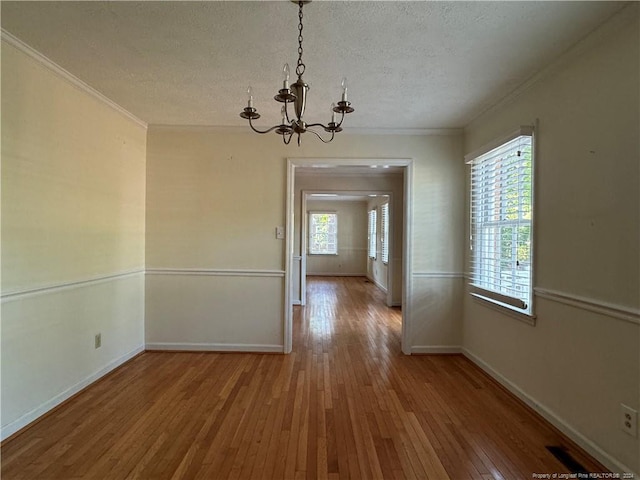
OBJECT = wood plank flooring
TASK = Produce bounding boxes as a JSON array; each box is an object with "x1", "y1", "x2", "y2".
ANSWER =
[{"x1": 2, "y1": 276, "x2": 606, "y2": 479}]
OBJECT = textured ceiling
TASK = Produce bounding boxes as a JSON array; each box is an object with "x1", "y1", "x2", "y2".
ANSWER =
[{"x1": 1, "y1": 1, "x2": 627, "y2": 130}]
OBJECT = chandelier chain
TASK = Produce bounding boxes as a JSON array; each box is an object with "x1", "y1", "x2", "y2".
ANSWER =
[{"x1": 296, "y1": 1, "x2": 305, "y2": 77}]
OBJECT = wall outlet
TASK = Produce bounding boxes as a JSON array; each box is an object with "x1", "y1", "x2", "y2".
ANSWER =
[
  {"x1": 620, "y1": 404, "x2": 637, "y2": 437},
  {"x1": 94, "y1": 333, "x2": 102, "y2": 349}
]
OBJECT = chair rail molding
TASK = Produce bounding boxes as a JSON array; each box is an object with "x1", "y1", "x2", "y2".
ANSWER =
[
  {"x1": 534, "y1": 287, "x2": 640, "y2": 325},
  {"x1": 145, "y1": 268, "x2": 285, "y2": 278},
  {"x1": 1, "y1": 269, "x2": 145, "y2": 302}
]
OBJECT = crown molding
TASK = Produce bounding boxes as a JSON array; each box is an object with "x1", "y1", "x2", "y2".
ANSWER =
[
  {"x1": 1, "y1": 29, "x2": 147, "y2": 129},
  {"x1": 149, "y1": 125, "x2": 251, "y2": 133},
  {"x1": 149, "y1": 124, "x2": 462, "y2": 136},
  {"x1": 344, "y1": 127, "x2": 463, "y2": 136},
  {"x1": 464, "y1": 2, "x2": 637, "y2": 128}
]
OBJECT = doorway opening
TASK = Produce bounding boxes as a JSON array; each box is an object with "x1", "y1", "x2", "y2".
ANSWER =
[{"x1": 284, "y1": 158, "x2": 414, "y2": 354}]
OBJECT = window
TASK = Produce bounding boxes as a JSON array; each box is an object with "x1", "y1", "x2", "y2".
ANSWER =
[
  {"x1": 308, "y1": 212, "x2": 337, "y2": 255},
  {"x1": 467, "y1": 127, "x2": 534, "y2": 315},
  {"x1": 368, "y1": 208, "x2": 377, "y2": 259},
  {"x1": 381, "y1": 203, "x2": 389, "y2": 264}
]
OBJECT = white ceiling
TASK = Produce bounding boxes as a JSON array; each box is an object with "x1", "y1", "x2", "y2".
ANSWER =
[{"x1": 1, "y1": 1, "x2": 627, "y2": 130}]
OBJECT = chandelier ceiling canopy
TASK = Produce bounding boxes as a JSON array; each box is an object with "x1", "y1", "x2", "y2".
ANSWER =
[{"x1": 240, "y1": 0, "x2": 354, "y2": 146}]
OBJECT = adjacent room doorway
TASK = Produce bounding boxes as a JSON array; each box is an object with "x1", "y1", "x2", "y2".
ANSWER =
[
  {"x1": 299, "y1": 190, "x2": 394, "y2": 307},
  {"x1": 284, "y1": 158, "x2": 414, "y2": 354}
]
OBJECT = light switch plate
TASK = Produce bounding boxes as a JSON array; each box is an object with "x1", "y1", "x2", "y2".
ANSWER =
[{"x1": 276, "y1": 226, "x2": 285, "y2": 240}]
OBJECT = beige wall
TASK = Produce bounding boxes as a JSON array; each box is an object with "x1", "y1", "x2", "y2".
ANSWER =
[
  {"x1": 146, "y1": 130, "x2": 464, "y2": 352},
  {"x1": 462, "y1": 7, "x2": 639, "y2": 474},
  {"x1": 1, "y1": 41, "x2": 147, "y2": 438},
  {"x1": 305, "y1": 200, "x2": 368, "y2": 276},
  {"x1": 144, "y1": 129, "x2": 288, "y2": 350},
  {"x1": 4, "y1": 5, "x2": 636, "y2": 471}
]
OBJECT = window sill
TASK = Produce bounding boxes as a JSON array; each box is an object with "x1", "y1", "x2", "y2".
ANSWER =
[
  {"x1": 469, "y1": 292, "x2": 536, "y2": 326},
  {"x1": 308, "y1": 253, "x2": 338, "y2": 256}
]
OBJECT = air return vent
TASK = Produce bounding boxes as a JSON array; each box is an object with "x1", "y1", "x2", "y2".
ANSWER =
[{"x1": 545, "y1": 446, "x2": 588, "y2": 474}]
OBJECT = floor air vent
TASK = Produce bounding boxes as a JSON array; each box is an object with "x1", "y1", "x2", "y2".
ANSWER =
[{"x1": 545, "y1": 446, "x2": 588, "y2": 473}]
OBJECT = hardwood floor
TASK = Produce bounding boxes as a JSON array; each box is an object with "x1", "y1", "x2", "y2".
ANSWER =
[{"x1": 2, "y1": 276, "x2": 606, "y2": 479}]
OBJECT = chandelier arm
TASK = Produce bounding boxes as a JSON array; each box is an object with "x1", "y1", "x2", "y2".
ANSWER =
[
  {"x1": 248, "y1": 117, "x2": 285, "y2": 135},
  {"x1": 305, "y1": 122, "x2": 330, "y2": 129},
  {"x1": 283, "y1": 131, "x2": 294, "y2": 145},
  {"x1": 307, "y1": 127, "x2": 335, "y2": 144},
  {"x1": 306, "y1": 109, "x2": 345, "y2": 132},
  {"x1": 284, "y1": 102, "x2": 292, "y2": 123}
]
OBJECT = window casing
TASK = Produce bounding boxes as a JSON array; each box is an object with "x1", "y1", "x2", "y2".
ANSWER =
[
  {"x1": 467, "y1": 127, "x2": 534, "y2": 315},
  {"x1": 381, "y1": 203, "x2": 389, "y2": 264},
  {"x1": 308, "y1": 212, "x2": 338, "y2": 255},
  {"x1": 368, "y1": 209, "x2": 377, "y2": 259}
]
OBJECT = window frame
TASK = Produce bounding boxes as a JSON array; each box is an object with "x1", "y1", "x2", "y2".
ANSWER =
[
  {"x1": 381, "y1": 202, "x2": 389, "y2": 265},
  {"x1": 368, "y1": 208, "x2": 377, "y2": 260},
  {"x1": 465, "y1": 126, "x2": 536, "y2": 322},
  {"x1": 308, "y1": 211, "x2": 338, "y2": 255}
]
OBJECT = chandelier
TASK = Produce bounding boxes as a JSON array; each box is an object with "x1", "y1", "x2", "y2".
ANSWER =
[{"x1": 239, "y1": 0, "x2": 354, "y2": 146}]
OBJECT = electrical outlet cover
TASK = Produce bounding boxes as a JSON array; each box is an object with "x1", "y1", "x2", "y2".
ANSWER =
[{"x1": 621, "y1": 404, "x2": 637, "y2": 437}]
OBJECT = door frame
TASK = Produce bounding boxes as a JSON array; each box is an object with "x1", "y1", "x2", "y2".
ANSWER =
[{"x1": 284, "y1": 157, "x2": 414, "y2": 354}]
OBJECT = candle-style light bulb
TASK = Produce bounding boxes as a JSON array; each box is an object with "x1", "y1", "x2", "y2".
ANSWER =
[
  {"x1": 341, "y1": 77, "x2": 348, "y2": 102},
  {"x1": 331, "y1": 103, "x2": 337, "y2": 124},
  {"x1": 283, "y1": 63, "x2": 290, "y2": 89},
  {"x1": 247, "y1": 86, "x2": 254, "y2": 108}
]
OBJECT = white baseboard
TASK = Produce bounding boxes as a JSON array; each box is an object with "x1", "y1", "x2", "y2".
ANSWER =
[
  {"x1": 368, "y1": 276, "x2": 388, "y2": 294},
  {"x1": 145, "y1": 342, "x2": 284, "y2": 353},
  {"x1": 1, "y1": 345, "x2": 144, "y2": 441},
  {"x1": 411, "y1": 345, "x2": 462, "y2": 354},
  {"x1": 462, "y1": 348, "x2": 637, "y2": 477}
]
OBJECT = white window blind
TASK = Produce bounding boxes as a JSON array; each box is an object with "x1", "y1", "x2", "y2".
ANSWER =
[
  {"x1": 368, "y1": 209, "x2": 377, "y2": 259},
  {"x1": 381, "y1": 203, "x2": 389, "y2": 264},
  {"x1": 467, "y1": 127, "x2": 534, "y2": 314},
  {"x1": 309, "y1": 212, "x2": 338, "y2": 255}
]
